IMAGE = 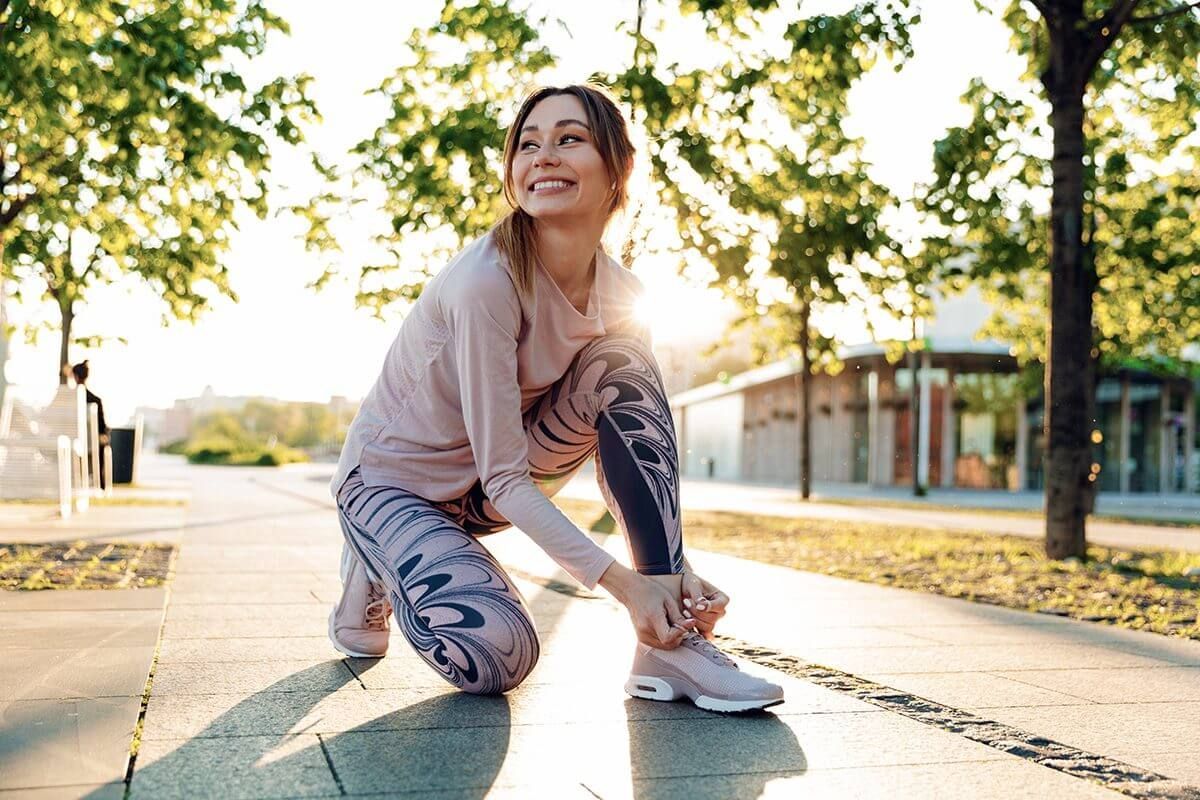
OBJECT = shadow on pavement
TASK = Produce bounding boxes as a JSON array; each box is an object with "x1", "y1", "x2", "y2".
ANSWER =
[{"x1": 624, "y1": 700, "x2": 806, "y2": 799}]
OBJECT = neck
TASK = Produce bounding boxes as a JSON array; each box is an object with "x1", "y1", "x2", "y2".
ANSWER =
[{"x1": 534, "y1": 216, "x2": 605, "y2": 297}]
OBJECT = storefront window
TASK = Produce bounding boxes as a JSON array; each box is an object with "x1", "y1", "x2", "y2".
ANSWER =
[{"x1": 953, "y1": 373, "x2": 1019, "y2": 489}]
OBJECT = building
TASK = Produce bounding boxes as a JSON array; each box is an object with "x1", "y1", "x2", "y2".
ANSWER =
[{"x1": 670, "y1": 289, "x2": 1198, "y2": 494}]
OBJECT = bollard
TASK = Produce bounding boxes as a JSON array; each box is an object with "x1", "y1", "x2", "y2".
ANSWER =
[{"x1": 57, "y1": 435, "x2": 72, "y2": 519}]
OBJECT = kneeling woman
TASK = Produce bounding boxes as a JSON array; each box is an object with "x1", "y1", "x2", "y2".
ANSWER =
[{"x1": 329, "y1": 83, "x2": 782, "y2": 713}]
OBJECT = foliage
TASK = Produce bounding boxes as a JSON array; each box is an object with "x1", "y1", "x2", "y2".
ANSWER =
[
  {"x1": 612, "y1": 1, "x2": 920, "y2": 349},
  {"x1": 294, "y1": 0, "x2": 555, "y2": 318},
  {"x1": 0, "y1": 0, "x2": 322, "y2": 377},
  {"x1": 176, "y1": 406, "x2": 323, "y2": 466},
  {"x1": 919, "y1": 2, "x2": 1200, "y2": 369}
]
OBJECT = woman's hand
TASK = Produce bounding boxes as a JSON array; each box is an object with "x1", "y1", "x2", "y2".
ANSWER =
[
  {"x1": 679, "y1": 569, "x2": 729, "y2": 641},
  {"x1": 599, "y1": 563, "x2": 696, "y2": 649}
]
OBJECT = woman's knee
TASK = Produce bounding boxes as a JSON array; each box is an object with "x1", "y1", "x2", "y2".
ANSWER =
[{"x1": 453, "y1": 633, "x2": 541, "y2": 695}]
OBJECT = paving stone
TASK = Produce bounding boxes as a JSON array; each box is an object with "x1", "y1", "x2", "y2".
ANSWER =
[
  {"x1": 170, "y1": 573, "x2": 339, "y2": 593},
  {"x1": 993, "y1": 666, "x2": 1200, "y2": 705},
  {"x1": 129, "y1": 734, "x2": 338, "y2": 799},
  {"x1": 165, "y1": 602, "x2": 330, "y2": 622},
  {"x1": 0, "y1": 782, "x2": 125, "y2": 799},
  {"x1": 163, "y1": 617, "x2": 331, "y2": 639},
  {"x1": 149, "y1": 660, "x2": 359, "y2": 696},
  {"x1": 157, "y1": 637, "x2": 340, "y2": 663},
  {"x1": 323, "y1": 711, "x2": 1007, "y2": 796},
  {"x1": 861, "y1": 672, "x2": 1098, "y2": 709},
  {"x1": 984, "y1": 701, "x2": 1200, "y2": 758},
  {"x1": 1, "y1": 647, "x2": 155, "y2": 701},
  {"x1": 802, "y1": 643, "x2": 1168, "y2": 675},
  {"x1": 0, "y1": 588, "x2": 165, "y2": 612},
  {"x1": 140, "y1": 687, "x2": 416, "y2": 740},
  {"x1": 1104, "y1": 751, "x2": 1200, "y2": 786},
  {"x1": 0, "y1": 609, "x2": 162, "y2": 649},
  {"x1": 168, "y1": 590, "x2": 326, "y2": 606},
  {"x1": 0, "y1": 697, "x2": 141, "y2": 790},
  {"x1": 615, "y1": 759, "x2": 1125, "y2": 799}
]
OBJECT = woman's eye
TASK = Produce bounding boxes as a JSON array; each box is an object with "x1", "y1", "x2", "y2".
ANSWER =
[
  {"x1": 519, "y1": 140, "x2": 538, "y2": 150},
  {"x1": 559, "y1": 134, "x2": 581, "y2": 144}
]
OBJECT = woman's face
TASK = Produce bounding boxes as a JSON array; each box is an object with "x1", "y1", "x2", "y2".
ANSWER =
[{"x1": 511, "y1": 94, "x2": 611, "y2": 225}]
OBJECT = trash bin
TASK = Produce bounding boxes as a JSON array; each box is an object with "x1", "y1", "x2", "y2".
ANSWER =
[{"x1": 109, "y1": 415, "x2": 143, "y2": 485}]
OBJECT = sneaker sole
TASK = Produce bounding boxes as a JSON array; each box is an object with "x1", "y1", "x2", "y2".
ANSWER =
[
  {"x1": 624, "y1": 674, "x2": 783, "y2": 714},
  {"x1": 327, "y1": 607, "x2": 387, "y2": 659}
]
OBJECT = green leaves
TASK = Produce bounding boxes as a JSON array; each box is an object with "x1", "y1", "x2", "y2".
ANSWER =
[
  {"x1": 1, "y1": 0, "x2": 322, "y2": 378},
  {"x1": 920, "y1": 2, "x2": 1200, "y2": 371}
]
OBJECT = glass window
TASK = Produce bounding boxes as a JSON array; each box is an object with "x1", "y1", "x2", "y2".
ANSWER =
[{"x1": 953, "y1": 372, "x2": 1019, "y2": 489}]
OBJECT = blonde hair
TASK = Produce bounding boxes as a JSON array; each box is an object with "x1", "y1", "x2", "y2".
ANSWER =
[{"x1": 493, "y1": 84, "x2": 636, "y2": 296}]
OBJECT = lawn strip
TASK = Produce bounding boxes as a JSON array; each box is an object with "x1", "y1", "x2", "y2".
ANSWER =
[{"x1": 0, "y1": 541, "x2": 176, "y2": 590}]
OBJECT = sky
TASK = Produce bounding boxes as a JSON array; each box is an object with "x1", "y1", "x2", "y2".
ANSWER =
[{"x1": 2, "y1": 1, "x2": 1026, "y2": 426}]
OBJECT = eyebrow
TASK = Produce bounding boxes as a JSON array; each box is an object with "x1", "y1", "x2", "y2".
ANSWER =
[{"x1": 519, "y1": 118, "x2": 591, "y2": 134}]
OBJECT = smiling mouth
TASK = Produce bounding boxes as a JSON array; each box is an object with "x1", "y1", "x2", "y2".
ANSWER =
[{"x1": 530, "y1": 179, "x2": 576, "y2": 192}]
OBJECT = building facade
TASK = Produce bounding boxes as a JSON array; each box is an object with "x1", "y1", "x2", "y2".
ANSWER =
[{"x1": 669, "y1": 292, "x2": 1198, "y2": 495}]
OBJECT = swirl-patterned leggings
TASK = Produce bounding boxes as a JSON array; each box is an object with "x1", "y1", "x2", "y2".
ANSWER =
[{"x1": 335, "y1": 333, "x2": 683, "y2": 694}]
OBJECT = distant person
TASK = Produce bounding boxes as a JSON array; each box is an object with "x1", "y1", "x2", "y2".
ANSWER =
[
  {"x1": 72, "y1": 360, "x2": 109, "y2": 485},
  {"x1": 328, "y1": 84, "x2": 782, "y2": 712}
]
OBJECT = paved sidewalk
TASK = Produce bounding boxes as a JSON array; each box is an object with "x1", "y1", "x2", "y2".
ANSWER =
[
  {"x1": 106, "y1": 465, "x2": 1200, "y2": 798},
  {"x1": 0, "y1": 588, "x2": 166, "y2": 798}
]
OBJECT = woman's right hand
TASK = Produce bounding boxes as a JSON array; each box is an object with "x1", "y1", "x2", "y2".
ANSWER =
[{"x1": 598, "y1": 562, "x2": 696, "y2": 649}]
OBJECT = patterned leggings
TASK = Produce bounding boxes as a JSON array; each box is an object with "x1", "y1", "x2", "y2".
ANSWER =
[{"x1": 336, "y1": 333, "x2": 684, "y2": 694}]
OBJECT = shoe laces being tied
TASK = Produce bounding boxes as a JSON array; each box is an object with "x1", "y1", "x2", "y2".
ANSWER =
[
  {"x1": 680, "y1": 632, "x2": 737, "y2": 669},
  {"x1": 364, "y1": 581, "x2": 391, "y2": 631}
]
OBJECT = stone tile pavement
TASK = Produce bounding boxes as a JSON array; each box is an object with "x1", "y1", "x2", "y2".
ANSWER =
[{"x1": 5, "y1": 459, "x2": 1200, "y2": 798}]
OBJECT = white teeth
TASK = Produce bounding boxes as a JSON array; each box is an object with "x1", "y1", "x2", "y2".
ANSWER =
[{"x1": 532, "y1": 180, "x2": 572, "y2": 191}]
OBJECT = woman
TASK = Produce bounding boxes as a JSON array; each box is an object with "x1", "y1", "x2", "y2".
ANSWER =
[{"x1": 330, "y1": 84, "x2": 783, "y2": 713}]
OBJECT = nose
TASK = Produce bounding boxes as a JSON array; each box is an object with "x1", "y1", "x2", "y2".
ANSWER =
[{"x1": 533, "y1": 144, "x2": 560, "y2": 168}]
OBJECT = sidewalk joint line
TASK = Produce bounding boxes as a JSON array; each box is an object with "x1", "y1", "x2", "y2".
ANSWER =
[
  {"x1": 714, "y1": 634, "x2": 1200, "y2": 800},
  {"x1": 316, "y1": 733, "x2": 346, "y2": 795},
  {"x1": 513, "y1": 567, "x2": 1200, "y2": 799}
]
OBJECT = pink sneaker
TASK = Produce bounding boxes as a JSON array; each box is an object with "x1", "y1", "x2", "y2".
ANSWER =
[
  {"x1": 625, "y1": 633, "x2": 784, "y2": 713},
  {"x1": 328, "y1": 543, "x2": 392, "y2": 658}
]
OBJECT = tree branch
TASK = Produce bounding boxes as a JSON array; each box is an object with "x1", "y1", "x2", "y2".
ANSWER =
[
  {"x1": 1129, "y1": 1, "x2": 1200, "y2": 24},
  {"x1": 1083, "y1": 0, "x2": 1142, "y2": 77}
]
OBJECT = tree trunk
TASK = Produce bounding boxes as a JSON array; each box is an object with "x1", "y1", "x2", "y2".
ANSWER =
[
  {"x1": 798, "y1": 300, "x2": 812, "y2": 500},
  {"x1": 57, "y1": 296, "x2": 73, "y2": 385},
  {"x1": 1042, "y1": 23, "x2": 1095, "y2": 560}
]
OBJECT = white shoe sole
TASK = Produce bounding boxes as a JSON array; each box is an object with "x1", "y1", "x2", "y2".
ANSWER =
[
  {"x1": 327, "y1": 607, "x2": 387, "y2": 659},
  {"x1": 624, "y1": 674, "x2": 783, "y2": 713}
]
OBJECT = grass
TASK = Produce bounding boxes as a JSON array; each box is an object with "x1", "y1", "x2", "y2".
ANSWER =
[
  {"x1": 0, "y1": 541, "x2": 176, "y2": 590},
  {"x1": 552, "y1": 497, "x2": 1200, "y2": 640},
  {"x1": 812, "y1": 496, "x2": 1200, "y2": 530},
  {"x1": 0, "y1": 495, "x2": 187, "y2": 507}
]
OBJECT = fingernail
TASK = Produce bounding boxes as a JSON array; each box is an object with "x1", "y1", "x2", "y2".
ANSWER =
[
  {"x1": 683, "y1": 610, "x2": 693, "y2": 618},
  {"x1": 683, "y1": 598, "x2": 692, "y2": 608}
]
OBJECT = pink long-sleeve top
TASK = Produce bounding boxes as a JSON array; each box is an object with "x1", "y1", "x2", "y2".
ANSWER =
[{"x1": 331, "y1": 231, "x2": 645, "y2": 588}]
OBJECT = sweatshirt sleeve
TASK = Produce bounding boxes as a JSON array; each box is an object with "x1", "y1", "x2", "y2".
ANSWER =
[{"x1": 439, "y1": 265, "x2": 616, "y2": 589}]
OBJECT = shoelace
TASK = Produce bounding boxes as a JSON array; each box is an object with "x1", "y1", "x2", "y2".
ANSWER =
[
  {"x1": 363, "y1": 582, "x2": 391, "y2": 631},
  {"x1": 681, "y1": 632, "x2": 738, "y2": 669}
]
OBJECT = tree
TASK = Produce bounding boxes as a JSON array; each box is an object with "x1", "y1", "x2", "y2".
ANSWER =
[
  {"x1": 920, "y1": 0, "x2": 1200, "y2": 557},
  {"x1": 298, "y1": 0, "x2": 555, "y2": 318},
  {"x1": 0, "y1": 0, "x2": 321, "y2": 381},
  {"x1": 613, "y1": 0, "x2": 917, "y2": 498}
]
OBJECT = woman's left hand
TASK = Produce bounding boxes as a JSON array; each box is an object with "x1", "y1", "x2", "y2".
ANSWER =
[{"x1": 680, "y1": 570, "x2": 729, "y2": 640}]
